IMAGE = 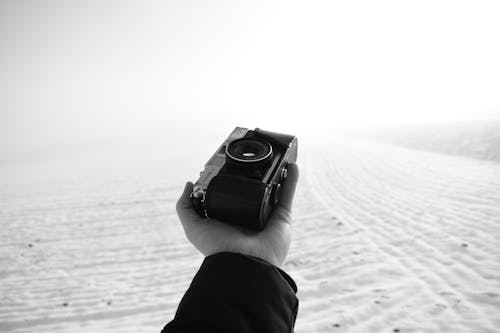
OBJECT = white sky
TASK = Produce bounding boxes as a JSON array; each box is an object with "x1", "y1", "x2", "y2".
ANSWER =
[{"x1": 1, "y1": 0, "x2": 499, "y2": 163}]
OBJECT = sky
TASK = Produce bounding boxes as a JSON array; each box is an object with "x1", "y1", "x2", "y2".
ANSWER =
[{"x1": 1, "y1": 0, "x2": 499, "y2": 163}]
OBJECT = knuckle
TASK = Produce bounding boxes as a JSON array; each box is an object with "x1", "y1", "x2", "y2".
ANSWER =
[{"x1": 275, "y1": 206, "x2": 292, "y2": 220}]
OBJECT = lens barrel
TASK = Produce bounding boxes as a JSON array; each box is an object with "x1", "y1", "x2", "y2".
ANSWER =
[{"x1": 226, "y1": 138, "x2": 273, "y2": 166}]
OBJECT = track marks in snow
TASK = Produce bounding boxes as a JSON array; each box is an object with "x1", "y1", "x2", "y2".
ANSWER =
[{"x1": 290, "y1": 137, "x2": 500, "y2": 333}]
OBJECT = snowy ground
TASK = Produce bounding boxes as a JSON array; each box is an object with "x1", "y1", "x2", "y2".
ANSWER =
[{"x1": 1, "y1": 130, "x2": 499, "y2": 332}]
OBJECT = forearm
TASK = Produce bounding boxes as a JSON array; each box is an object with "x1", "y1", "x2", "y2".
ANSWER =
[{"x1": 162, "y1": 252, "x2": 299, "y2": 333}]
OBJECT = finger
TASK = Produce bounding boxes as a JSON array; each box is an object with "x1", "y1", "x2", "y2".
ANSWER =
[
  {"x1": 176, "y1": 182, "x2": 194, "y2": 210},
  {"x1": 176, "y1": 182, "x2": 202, "y2": 223},
  {"x1": 277, "y1": 163, "x2": 299, "y2": 213}
]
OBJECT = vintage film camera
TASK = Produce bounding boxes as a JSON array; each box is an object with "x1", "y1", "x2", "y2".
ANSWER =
[{"x1": 191, "y1": 127, "x2": 298, "y2": 231}]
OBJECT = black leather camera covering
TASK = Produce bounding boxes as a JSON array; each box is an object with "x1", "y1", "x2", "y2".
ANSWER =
[{"x1": 205, "y1": 175, "x2": 273, "y2": 230}]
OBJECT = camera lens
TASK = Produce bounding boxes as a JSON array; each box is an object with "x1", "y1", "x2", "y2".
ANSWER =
[{"x1": 226, "y1": 138, "x2": 273, "y2": 165}]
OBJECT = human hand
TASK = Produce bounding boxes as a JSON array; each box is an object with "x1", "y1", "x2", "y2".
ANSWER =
[{"x1": 176, "y1": 163, "x2": 299, "y2": 268}]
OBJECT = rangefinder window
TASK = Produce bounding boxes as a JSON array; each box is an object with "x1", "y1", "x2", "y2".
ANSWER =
[{"x1": 191, "y1": 127, "x2": 298, "y2": 231}]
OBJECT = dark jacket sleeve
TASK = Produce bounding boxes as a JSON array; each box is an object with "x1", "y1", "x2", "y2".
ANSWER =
[{"x1": 162, "y1": 252, "x2": 299, "y2": 333}]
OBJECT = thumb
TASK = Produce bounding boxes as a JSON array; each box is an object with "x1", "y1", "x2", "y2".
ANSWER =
[
  {"x1": 277, "y1": 163, "x2": 299, "y2": 213},
  {"x1": 176, "y1": 182, "x2": 194, "y2": 211},
  {"x1": 176, "y1": 182, "x2": 202, "y2": 223}
]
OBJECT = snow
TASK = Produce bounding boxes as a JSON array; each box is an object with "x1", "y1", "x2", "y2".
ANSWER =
[{"x1": 1, "y1": 126, "x2": 499, "y2": 332}]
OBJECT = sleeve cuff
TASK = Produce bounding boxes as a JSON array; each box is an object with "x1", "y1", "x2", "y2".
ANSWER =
[{"x1": 242, "y1": 254, "x2": 298, "y2": 293}]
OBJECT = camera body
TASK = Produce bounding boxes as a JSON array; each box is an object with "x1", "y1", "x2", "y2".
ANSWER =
[{"x1": 191, "y1": 127, "x2": 298, "y2": 231}]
